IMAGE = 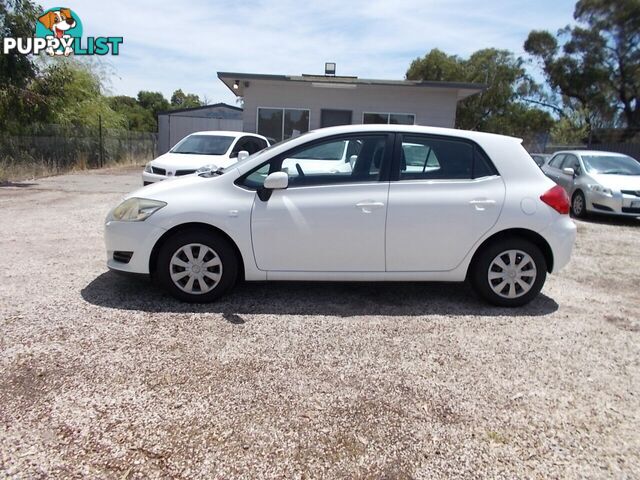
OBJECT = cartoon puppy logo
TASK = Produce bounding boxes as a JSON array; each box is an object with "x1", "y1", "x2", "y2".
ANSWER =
[{"x1": 37, "y1": 8, "x2": 76, "y2": 56}]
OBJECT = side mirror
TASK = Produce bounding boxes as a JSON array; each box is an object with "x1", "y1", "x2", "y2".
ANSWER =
[
  {"x1": 263, "y1": 171, "x2": 288, "y2": 190},
  {"x1": 258, "y1": 171, "x2": 288, "y2": 201},
  {"x1": 237, "y1": 150, "x2": 250, "y2": 161},
  {"x1": 349, "y1": 154, "x2": 358, "y2": 169},
  {"x1": 562, "y1": 167, "x2": 575, "y2": 176}
]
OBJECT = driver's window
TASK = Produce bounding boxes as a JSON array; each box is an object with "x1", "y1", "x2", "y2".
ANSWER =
[
  {"x1": 278, "y1": 135, "x2": 387, "y2": 187},
  {"x1": 231, "y1": 137, "x2": 254, "y2": 157},
  {"x1": 562, "y1": 154, "x2": 580, "y2": 173}
]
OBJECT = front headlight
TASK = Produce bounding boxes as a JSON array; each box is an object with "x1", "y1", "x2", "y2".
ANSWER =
[
  {"x1": 144, "y1": 162, "x2": 152, "y2": 173},
  {"x1": 109, "y1": 198, "x2": 166, "y2": 222},
  {"x1": 587, "y1": 184, "x2": 613, "y2": 196}
]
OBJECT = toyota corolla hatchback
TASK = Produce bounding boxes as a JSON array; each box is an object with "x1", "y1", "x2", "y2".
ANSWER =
[
  {"x1": 541, "y1": 150, "x2": 640, "y2": 218},
  {"x1": 142, "y1": 131, "x2": 269, "y2": 185},
  {"x1": 106, "y1": 125, "x2": 576, "y2": 307}
]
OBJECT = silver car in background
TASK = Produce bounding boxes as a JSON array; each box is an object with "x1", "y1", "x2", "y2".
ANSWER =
[
  {"x1": 530, "y1": 153, "x2": 551, "y2": 168},
  {"x1": 542, "y1": 150, "x2": 640, "y2": 218}
]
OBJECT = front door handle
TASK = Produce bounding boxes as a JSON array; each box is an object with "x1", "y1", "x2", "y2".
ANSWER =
[
  {"x1": 356, "y1": 201, "x2": 385, "y2": 213},
  {"x1": 469, "y1": 199, "x2": 496, "y2": 211}
]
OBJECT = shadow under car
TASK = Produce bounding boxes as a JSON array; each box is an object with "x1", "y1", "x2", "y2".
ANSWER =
[{"x1": 81, "y1": 271, "x2": 559, "y2": 318}]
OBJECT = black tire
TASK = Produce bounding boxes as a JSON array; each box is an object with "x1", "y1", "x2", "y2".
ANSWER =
[
  {"x1": 571, "y1": 191, "x2": 587, "y2": 218},
  {"x1": 470, "y1": 237, "x2": 547, "y2": 307},
  {"x1": 156, "y1": 229, "x2": 238, "y2": 302}
]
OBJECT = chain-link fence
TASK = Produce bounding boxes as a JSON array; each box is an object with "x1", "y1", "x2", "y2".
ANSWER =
[
  {"x1": 524, "y1": 128, "x2": 640, "y2": 161},
  {"x1": 0, "y1": 123, "x2": 157, "y2": 181}
]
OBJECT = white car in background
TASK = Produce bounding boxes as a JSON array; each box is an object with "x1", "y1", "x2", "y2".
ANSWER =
[
  {"x1": 142, "y1": 131, "x2": 269, "y2": 185},
  {"x1": 106, "y1": 124, "x2": 577, "y2": 307}
]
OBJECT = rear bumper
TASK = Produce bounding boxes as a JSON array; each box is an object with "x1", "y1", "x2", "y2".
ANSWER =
[{"x1": 540, "y1": 216, "x2": 576, "y2": 273}]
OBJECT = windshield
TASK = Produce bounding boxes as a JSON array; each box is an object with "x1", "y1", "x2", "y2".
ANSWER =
[
  {"x1": 171, "y1": 135, "x2": 234, "y2": 155},
  {"x1": 582, "y1": 154, "x2": 640, "y2": 175}
]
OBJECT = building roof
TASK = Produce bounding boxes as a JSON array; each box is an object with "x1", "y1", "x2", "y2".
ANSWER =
[
  {"x1": 158, "y1": 102, "x2": 242, "y2": 116},
  {"x1": 217, "y1": 71, "x2": 485, "y2": 100}
]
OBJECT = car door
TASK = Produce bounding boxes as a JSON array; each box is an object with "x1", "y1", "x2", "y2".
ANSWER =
[
  {"x1": 556, "y1": 154, "x2": 580, "y2": 193},
  {"x1": 246, "y1": 133, "x2": 393, "y2": 271},
  {"x1": 385, "y1": 133, "x2": 505, "y2": 272},
  {"x1": 542, "y1": 154, "x2": 566, "y2": 183}
]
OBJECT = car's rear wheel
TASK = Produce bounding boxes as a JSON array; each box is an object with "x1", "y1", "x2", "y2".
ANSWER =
[
  {"x1": 471, "y1": 238, "x2": 547, "y2": 307},
  {"x1": 156, "y1": 229, "x2": 238, "y2": 302},
  {"x1": 571, "y1": 191, "x2": 587, "y2": 218}
]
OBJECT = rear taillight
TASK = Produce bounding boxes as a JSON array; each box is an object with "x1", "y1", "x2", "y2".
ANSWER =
[{"x1": 540, "y1": 185, "x2": 570, "y2": 214}]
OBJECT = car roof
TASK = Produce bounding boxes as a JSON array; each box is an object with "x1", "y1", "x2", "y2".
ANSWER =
[
  {"x1": 309, "y1": 124, "x2": 523, "y2": 144},
  {"x1": 188, "y1": 131, "x2": 265, "y2": 139},
  {"x1": 551, "y1": 150, "x2": 629, "y2": 157}
]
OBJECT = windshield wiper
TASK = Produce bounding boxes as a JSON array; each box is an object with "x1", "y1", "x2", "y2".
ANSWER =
[{"x1": 197, "y1": 167, "x2": 226, "y2": 178}]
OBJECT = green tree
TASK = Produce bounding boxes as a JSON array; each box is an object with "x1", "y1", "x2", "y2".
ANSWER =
[
  {"x1": 31, "y1": 61, "x2": 125, "y2": 129},
  {"x1": 524, "y1": 0, "x2": 640, "y2": 136},
  {"x1": 137, "y1": 91, "x2": 170, "y2": 119},
  {"x1": 170, "y1": 88, "x2": 202, "y2": 109},
  {"x1": 406, "y1": 48, "x2": 553, "y2": 137},
  {"x1": 0, "y1": 0, "x2": 41, "y2": 88},
  {"x1": 109, "y1": 95, "x2": 156, "y2": 131},
  {"x1": 0, "y1": 0, "x2": 43, "y2": 132}
]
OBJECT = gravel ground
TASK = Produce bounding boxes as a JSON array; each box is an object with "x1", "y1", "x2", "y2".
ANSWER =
[{"x1": 1, "y1": 167, "x2": 639, "y2": 479}]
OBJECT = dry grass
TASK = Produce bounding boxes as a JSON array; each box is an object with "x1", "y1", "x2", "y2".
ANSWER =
[{"x1": 0, "y1": 155, "x2": 147, "y2": 184}]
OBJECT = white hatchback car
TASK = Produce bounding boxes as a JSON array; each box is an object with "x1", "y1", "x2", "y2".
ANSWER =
[
  {"x1": 142, "y1": 131, "x2": 269, "y2": 185},
  {"x1": 106, "y1": 125, "x2": 576, "y2": 307}
]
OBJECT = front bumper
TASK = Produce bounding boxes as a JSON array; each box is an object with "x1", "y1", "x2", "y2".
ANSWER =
[
  {"x1": 586, "y1": 190, "x2": 640, "y2": 216},
  {"x1": 141, "y1": 171, "x2": 166, "y2": 185},
  {"x1": 105, "y1": 220, "x2": 167, "y2": 274}
]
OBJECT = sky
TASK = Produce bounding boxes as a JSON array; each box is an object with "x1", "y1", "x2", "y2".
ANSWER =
[{"x1": 49, "y1": 0, "x2": 577, "y2": 104}]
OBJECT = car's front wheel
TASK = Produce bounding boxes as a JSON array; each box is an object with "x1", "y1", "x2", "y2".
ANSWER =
[
  {"x1": 470, "y1": 238, "x2": 547, "y2": 307},
  {"x1": 156, "y1": 229, "x2": 238, "y2": 302},
  {"x1": 571, "y1": 191, "x2": 587, "y2": 218}
]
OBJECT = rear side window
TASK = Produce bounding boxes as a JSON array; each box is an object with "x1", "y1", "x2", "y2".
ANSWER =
[{"x1": 398, "y1": 135, "x2": 496, "y2": 180}]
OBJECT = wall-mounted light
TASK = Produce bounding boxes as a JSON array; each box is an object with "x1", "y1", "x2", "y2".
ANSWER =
[
  {"x1": 233, "y1": 80, "x2": 239, "y2": 90},
  {"x1": 325, "y1": 62, "x2": 336, "y2": 76}
]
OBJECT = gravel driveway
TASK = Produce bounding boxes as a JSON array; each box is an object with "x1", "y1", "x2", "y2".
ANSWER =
[{"x1": 1, "y1": 167, "x2": 639, "y2": 479}]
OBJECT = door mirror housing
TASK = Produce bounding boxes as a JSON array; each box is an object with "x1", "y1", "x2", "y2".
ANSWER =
[
  {"x1": 562, "y1": 167, "x2": 575, "y2": 176},
  {"x1": 237, "y1": 150, "x2": 250, "y2": 161},
  {"x1": 258, "y1": 171, "x2": 289, "y2": 201},
  {"x1": 263, "y1": 171, "x2": 289, "y2": 190},
  {"x1": 349, "y1": 154, "x2": 358, "y2": 169}
]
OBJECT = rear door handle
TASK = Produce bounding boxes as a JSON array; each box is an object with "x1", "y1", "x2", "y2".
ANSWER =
[
  {"x1": 469, "y1": 199, "x2": 496, "y2": 211},
  {"x1": 356, "y1": 201, "x2": 385, "y2": 213}
]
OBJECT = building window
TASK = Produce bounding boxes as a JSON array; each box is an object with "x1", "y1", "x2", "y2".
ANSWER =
[
  {"x1": 363, "y1": 112, "x2": 415, "y2": 125},
  {"x1": 257, "y1": 108, "x2": 310, "y2": 143}
]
